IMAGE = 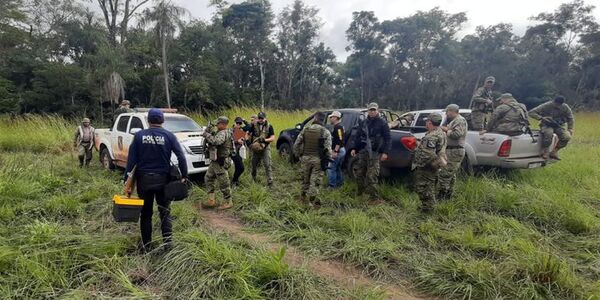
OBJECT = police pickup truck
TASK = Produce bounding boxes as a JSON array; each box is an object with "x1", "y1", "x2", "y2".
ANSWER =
[
  {"x1": 276, "y1": 108, "x2": 418, "y2": 177},
  {"x1": 404, "y1": 109, "x2": 558, "y2": 173},
  {"x1": 94, "y1": 109, "x2": 210, "y2": 174}
]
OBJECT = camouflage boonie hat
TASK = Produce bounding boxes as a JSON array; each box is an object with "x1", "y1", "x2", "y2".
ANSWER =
[
  {"x1": 445, "y1": 104, "x2": 460, "y2": 112},
  {"x1": 424, "y1": 113, "x2": 443, "y2": 124},
  {"x1": 485, "y1": 76, "x2": 496, "y2": 83},
  {"x1": 497, "y1": 93, "x2": 514, "y2": 101},
  {"x1": 215, "y1": 116, "x2": 229, "y2": 124},
  {"x1": 367, "y1": 102, "x2": 379, "y2": 110},
  {"x1": 120, "y1": 100, "x2": 130, "y2": 106},
  {"x1": 82, "y1": 118, "x2": 90, "y2": 123}
]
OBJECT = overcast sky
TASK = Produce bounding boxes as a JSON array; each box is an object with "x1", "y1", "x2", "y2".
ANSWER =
[{"x1": 174, "y1": 0, "x2": 600, "y2": 60}]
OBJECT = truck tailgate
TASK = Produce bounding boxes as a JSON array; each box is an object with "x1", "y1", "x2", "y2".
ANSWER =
[{"x1": 507, "y1": 133, "x2": 543, "y2": 159}]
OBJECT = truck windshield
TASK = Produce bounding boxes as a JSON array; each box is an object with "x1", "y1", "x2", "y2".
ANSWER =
[{"x1": 163, "y1": 116, "x2": 202, "y2": 133}]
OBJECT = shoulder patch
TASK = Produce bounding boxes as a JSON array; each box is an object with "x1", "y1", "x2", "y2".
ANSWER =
[{"x1": 426, "y1": 138, "x2": 437, "y2": 149}]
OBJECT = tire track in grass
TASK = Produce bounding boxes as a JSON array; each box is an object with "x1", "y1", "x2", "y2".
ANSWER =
[{"x1": 197, "y1": 209, "x2": 427, "y2": 300}]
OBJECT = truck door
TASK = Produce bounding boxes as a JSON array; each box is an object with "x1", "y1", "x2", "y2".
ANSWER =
[
  {"x1": 123, "y1": 116, "x2": 144, "y2": 163},
  {"x1": 112, "y1": 115, "x2": 131, "y2": 167}
]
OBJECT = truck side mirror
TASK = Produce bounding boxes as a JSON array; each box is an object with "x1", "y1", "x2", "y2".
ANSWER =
[
  {"x1": 295, "y1": 123, "x2": 302, "y2": 130},
  {"x1": 129, "y1": 128, "x2": 142, "y2": 134}
]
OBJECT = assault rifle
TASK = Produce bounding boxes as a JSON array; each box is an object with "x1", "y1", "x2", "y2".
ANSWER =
[
  {"x1": 318, "y1": 137, "x2": 333, "y2": 171},
  {"x1": 542, "y1": 117, "x2": 563, "y2": 128},
  {"x1": 363, "y1": 120, "x2": 374, "y2": 159}
]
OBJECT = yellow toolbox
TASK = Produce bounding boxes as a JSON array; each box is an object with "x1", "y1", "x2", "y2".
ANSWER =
[{"x1": 112, "y1": 195, "x2": 144, "y2": 222}]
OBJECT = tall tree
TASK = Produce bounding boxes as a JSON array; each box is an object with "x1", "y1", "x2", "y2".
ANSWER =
[
  {"x1": 140, "y1": 0, "x2": 188, "y2": 108},
  {"x1": 95, "y1": 0, "x2": 151, "y2": 45}
]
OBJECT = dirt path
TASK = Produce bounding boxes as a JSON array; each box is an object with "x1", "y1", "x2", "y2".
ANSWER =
[{"x1": 197, "y1": 209, "x2": 427, "y2": 300}]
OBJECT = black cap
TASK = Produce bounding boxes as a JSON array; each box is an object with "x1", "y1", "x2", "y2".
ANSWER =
[
  {"x1": 234, "y1": 116, "x2": 243, "y2": 123},
  {"x1": 258, "y1": 112, "x2": 266, "y2": 118},
  {"x1": 554, "y1": 95, "x2": 565, "y2": 104}
]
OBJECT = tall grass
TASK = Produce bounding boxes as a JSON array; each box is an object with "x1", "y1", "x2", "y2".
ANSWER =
[{"x1": 0, "y1": 115, "x2": 72, "y2": 153}]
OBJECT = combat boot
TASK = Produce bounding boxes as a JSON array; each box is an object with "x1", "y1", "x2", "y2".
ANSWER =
[
  {"x1": 201, "y1": 193, "x2": 217, "y2": 209},
  {"x1": 309, "y1": 196, "x2": 321, "y2": 209},
  {"x1": 217, "y1": 199, "x2": 233, "y2": 210},
  {"x1": 549, "y1": 147, "x2": 561, "y2": 160},
  {"x1": 541, "y1": 148, "x2": 549, "y2": 160},
  {"x1": 298, "y1": 193, "x2": 308, "y2": 205}
]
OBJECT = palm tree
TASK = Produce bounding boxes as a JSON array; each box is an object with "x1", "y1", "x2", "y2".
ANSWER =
[{"x1": 140, "y1": 0, "x2": 188, "y2": 108}]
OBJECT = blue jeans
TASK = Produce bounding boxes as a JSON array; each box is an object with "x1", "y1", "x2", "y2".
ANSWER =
[{"x1": 328, "y1": 147, "x2": 346, "y2": 188}]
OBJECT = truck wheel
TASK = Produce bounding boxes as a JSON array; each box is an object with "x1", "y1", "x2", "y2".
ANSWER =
[
  {"x1": 460, "y1": 156, "x2": 473, "y2": 176},
  {"x1": 101, "y1": 148, "x2": 115, "y2": 170},
  {"x1": 345, "y1": 156, "x2": 360, "y2": 179},
  {"x1": 278, "y1": 142, "x2": 294, "y2": 163}
]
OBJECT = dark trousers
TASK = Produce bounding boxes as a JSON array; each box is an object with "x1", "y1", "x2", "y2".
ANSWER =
[
  {"x1": 231, "y1": 153, "x2": 244, "y2": 183},
  {"x1": 137, "y1": 173, "x2": 171, "y2": 248}
]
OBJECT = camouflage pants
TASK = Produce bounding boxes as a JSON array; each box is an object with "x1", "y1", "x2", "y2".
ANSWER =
[
  {"x1": 540, "y1": 125, "x2": 571, "y2": 149},
  {"x1": 470, "y1": 111, "x2": 486, "y2": 131},
  {"x1": 414, "y1": 167, "x2": 439, "y2": 212},
  {"x1": 251, "y1": 145, "x2": 273, "y2": 185},
  {"x1": 205, "y1": 159, "x2": 231, "y2": 201},
  {"x1": 300, "y1": 155, "x2": 323, "y2": 197},
  {"x1": 355, "y1": 149, "x2": 380, "y2": 200},
  {"x1": 78, "y1": 142, "x2": 93, "y2": 166},
  {"x1": 437, "y1": 148, "x2": 465, "y2": 200}
]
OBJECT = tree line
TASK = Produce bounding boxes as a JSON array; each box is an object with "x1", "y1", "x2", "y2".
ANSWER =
[{"x1": 0, "y1": 0, "x2": 599, "y2": 122}]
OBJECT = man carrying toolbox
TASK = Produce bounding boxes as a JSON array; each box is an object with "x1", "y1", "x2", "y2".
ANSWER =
[{"x1": 124, "y1": 108, "x2": 188, "y2": 253}]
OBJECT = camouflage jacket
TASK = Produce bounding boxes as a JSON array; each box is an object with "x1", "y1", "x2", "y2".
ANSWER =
[
  {"x1": 487, "y1": 99, "x2": 529, "y2": 133},
  {"x1": 470, "y1": 87, "x2": 493, "y2": 112},
  {"x1": 529, "y1": 101, "x2": 574, "y2": 130},
  {"x1": 412, "y1": 127, "x2": 447, "y2": 170},
  {"x1": 445, "y1": 115, "x2": 467, "y2": 147},
  {"x1": 204, "y1": 128, "x2": 233, "y2": 160},
  {"x1": 293, "y1": 123, "x2": 332, "y2": 159}
]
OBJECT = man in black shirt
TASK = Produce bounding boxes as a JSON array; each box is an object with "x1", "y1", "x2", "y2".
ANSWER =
[
  {"x1": 349, "y1": 102, "x2": 391, "y2": 205},
  {"x1": 328, "y1": 111, "x2": 345, "y2": 188},
  {"x1": 246, "y1": 112, "x2": 275, "y2": 186}
]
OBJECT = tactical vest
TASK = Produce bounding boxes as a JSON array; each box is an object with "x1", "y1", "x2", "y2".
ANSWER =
[
  {"x1": 252, "y1": 122, "x2": 269, "y2": 141},
  {"x1": 216, "y1": 130, "x2": 233, "y2": 159},
  {"x1": 303, "y1": 126, "x2": 322, "y2": 156},
  {"x1": 506, "y1": 102, "x2": 528, "y2": 126}
]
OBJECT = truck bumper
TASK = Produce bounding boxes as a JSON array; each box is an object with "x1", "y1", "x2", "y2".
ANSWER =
[
  {"x1": 172, "y1": 154, "x2": 210, "y2": 175},
  {"x1": 497, "y1": 156, "x2": 548, "y2": 169}
]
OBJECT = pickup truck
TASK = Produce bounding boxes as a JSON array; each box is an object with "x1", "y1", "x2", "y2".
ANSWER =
[
  {"x1": 276, "y1": 108, "x2": 418, "y2": 177},
  {"x1": 404, "y1": 109, "x2": 557, "y2": 172},
  {"x1": 94, "y1": 111, "x2": 211, "y2": 175}
]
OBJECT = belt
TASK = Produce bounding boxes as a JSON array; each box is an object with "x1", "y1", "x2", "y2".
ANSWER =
[{"x1": 446, "y1": 146, "x2": 464, "y2": 149}]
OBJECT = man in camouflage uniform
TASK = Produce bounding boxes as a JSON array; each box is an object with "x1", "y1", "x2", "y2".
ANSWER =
[
  {"x1": 246, "y1": 112, "x2": 275, "y2": 186},
  {"x1": 74, "y1": 118, "x2": 95, "y2": 167},
  {"x1": 114, "y1": 100, "x2": 134, "y2": 117},
  {"x1": 293, "y1": 112, "x2": 332, "y2": 207},
  {"x1": 438, "y1": 104, "x2": 467, "y2": 201},
  {"x1": 470, "y1": 76, "x2": 495, "y2": 131},
  {"x1": 349, "y1": 102, "x2": 391, "y2": 205},
  {"x1": 529, "y1": 95, "x2": 574, "y2": 160},
  {"x1": 388, "y1": 112, "x2": 415, "y2": 129},
  {"x1": 412, "y1": 113, "x2": 447, "y2": 213},
  {"x1": 482, "y1": 93, "x2": 529, "y2": 136},
  {"x1": 202, "y1": 116, "x2": 234, "y2": 210}
]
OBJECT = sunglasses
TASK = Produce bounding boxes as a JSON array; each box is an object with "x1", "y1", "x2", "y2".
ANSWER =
[{"x1": 236, "y1": 122, "x2": 243, "y2": 125}]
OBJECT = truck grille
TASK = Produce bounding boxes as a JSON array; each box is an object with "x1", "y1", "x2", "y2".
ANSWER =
[{"x1": 189, "y1": 145, "x2": 204, "y2": 155}]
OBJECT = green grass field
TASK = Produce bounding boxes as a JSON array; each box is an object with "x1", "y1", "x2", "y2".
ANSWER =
[{"x1": 1, "y1": 110, "x2": 599, "y2": 299}]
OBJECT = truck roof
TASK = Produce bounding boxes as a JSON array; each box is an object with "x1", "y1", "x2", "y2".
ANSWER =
[{"x1": 408, "y1": 108, "x2": 472, "y2": 114}]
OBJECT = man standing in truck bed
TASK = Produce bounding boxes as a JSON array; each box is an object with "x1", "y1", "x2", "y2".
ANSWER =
[
  {"x1": 349, "y1": 102, "x2": 391, "y2": 205},
  {"x1": 470, "y1": 76, "x2": 495, "y2": 131},
  {"x1": 529, "y1": 96, "x2": 574, "y2": 160}
]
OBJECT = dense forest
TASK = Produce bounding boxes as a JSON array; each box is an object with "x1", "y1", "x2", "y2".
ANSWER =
[{"x1": 0, "y1": 0, "x2": 599, "y2": 121}]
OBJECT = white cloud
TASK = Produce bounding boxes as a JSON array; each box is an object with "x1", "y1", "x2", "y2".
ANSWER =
[{"x1": 173, "y1": 0, "x2": 600, "y2": 60}]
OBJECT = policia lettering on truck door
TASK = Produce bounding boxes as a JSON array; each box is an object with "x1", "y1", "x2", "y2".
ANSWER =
[
  {"x1": 469, "y1": 76, "x2": 495, "y2": 131},
  {"x1": 202, "y1": 116, "x2": 235, "y2": 210},
  {"x1": 529, "y1": 95, "x2": 574, "y2": 160},
  {"x1": 247, "y1": 112, "x2": 275, "y2": 186},
  {"x1": 438, "y1": 104, "x2": 467, "y2": 201},
  {"x1": 124, "y1": 108, "x2": 188, "y2": 252},
  {"x1": 348, "y1": 102, "x2": 391, "y2": 206},
  {"x1": 293, "y1": 112, "x2": 332, "y2": 208}
]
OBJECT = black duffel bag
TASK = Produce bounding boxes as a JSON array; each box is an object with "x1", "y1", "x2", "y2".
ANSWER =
[{"x1": 164, "y1": 163, "x2": 190, "y2": 201}]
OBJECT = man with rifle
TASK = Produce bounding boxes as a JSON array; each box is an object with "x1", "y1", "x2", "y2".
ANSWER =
[
  {"x1": 469, "y1": 76, "x2": 496, "y2": 131},
  {"x1": 201, "y1": 116, "x2": 234, "y2": 210},
  {"x1": 529, "y1": 96, "x2": 575, "y2": 160},
  {"x1": 293, "y1": 112, "x2": 332, "y2": 208},
  {"x1": 481, "y1": 93, "x2": 529, "y2": 137},
  {"x1": 349, "y1": 102, "x2": 391, "y2": 205}
]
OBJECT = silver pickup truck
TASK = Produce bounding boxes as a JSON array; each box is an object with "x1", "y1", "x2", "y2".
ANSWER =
[
  {"x1": 94, "y1": 111, "x2": 210, "y2": 174},
  {"x1": 404, "y1": 109, "x2": 557, "y2": 172}
]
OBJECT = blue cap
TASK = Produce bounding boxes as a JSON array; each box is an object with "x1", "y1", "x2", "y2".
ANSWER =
[{"x1": 148, "y1": 108, "x2": 164, "y2": 124}]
